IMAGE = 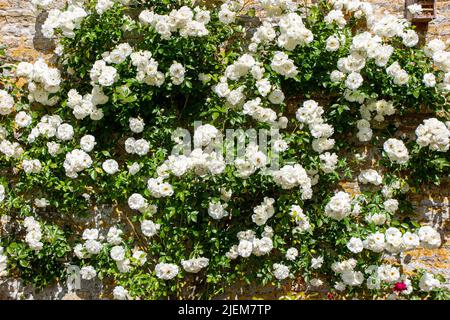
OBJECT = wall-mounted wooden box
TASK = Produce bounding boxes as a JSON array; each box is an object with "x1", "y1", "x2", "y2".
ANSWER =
[{"x1": 404, "y1": 0, "x2": 436, "y2": 24}]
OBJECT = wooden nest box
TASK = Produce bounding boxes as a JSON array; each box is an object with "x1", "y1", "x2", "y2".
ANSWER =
[{"x1": 404, "y1": 0, "x2": 436, "y2": 26}]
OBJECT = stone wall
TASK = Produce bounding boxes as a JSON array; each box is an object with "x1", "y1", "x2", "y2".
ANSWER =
[
  {"x1": 0, "y1": 0, "x2": 62, "y2": 62},
  {"x1": 0, "y1": 0, "x2": 449, "y2": 300},
  {"x1": 0, "y1": 1, "x2": 449, "y2": 63}
]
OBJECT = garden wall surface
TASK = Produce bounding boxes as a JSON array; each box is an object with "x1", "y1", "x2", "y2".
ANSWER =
[{"x1": 0, "y1": 0, "x2": 449, "y2": 299}]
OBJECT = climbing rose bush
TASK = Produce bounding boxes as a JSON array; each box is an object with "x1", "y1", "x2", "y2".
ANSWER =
[{"x1": 0, "y1": 0, "x2": 449, "y2": 299}]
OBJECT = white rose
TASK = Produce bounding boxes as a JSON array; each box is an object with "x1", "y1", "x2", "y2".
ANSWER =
[
  {"x1": 15, "y1": 111, "x2": 32, "y2": 128},
  {"x1": 80, "y1": 266, "x2": 97, "y2": 280},
  {"x1": 155, "y1": 263, "x2": 179, "y2": 280},
  {"x1": 347, "y1": 237, "x2": 364, "y2": 253},
  {"x1": 110, "y1": 246, "x2": 126, "y2": 262},
  {"x1": 102, "y1": 159, "x2": 119, "y2": 175},
  {"x1": 141, "y1": 220, "x2": 160, "y2": 237},
  {"x1": 113, "y1": 286, "x2": 128, "y2": 300},
  {"x1": 56, "y1": 123, "x2": 74, "y2": 141},
  {"x1": 128, "y1": 193, "x2": 147, "y2": 210},
  {"x1": 80, "y1": 135, "x2": 96, "y2": 152},
  {"x1": 129, "y1": 117, "x2": 145, "y2": 133}
]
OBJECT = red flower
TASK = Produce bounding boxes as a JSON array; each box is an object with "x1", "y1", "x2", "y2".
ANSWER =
[
  {"x1": 327, "y1": 292, "x2": 334, "y2": 300},
  {"x1": 394, "y1": 282, "x2": 407, "y2": 292}
]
